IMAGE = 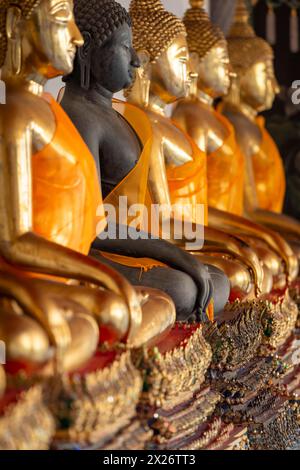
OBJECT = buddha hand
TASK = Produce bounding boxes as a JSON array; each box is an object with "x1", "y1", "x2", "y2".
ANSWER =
[
  {"x1": 18, "y1": 278, "x2": 101, "y2": 371},
  {"x1": 272, "y1": 233, "x2": 299, "y2": 284},
  {"x1": 188, "y1": 257, "x2": 213, "y2": 321},
  {"x1": 0, "y1": 270, "x2": 72, "y2": 356}
]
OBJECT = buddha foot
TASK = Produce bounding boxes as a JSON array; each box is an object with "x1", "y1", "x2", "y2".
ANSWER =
[{"x1": 0, "y1": 385, "x2": 55, "y2": 450}]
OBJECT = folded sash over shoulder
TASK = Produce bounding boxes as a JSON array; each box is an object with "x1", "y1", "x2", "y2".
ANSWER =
[
  {"x1": 252, "y1": 116, "x2": 286, "y2": 213},
  {"x1": 101, "y1": 99, "x2": 165, "y2": 271},
  {"x1": 206, "y1": 112, "x2": 245, "y2": 217},
  {"x1": 167, "y1": 119, "x2": 208, "y2": 226}
]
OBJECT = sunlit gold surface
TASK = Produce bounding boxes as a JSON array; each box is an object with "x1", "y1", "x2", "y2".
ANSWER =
[
  {"x1": 145, "y1": 34, "x2": 190, "y2": 106},
  {"x1": 0, "y1": 0, "x2": 178, "y2": 372},
  {"x1": 196, "y1": 45, "x2": 230, "y2": 101},
  {"x1": 191, "y1": 254, "x2": 252, "y2": 295},
  {"x1": 129, "y1": 0, "x2": 186, "y2": 64},
  {"x1": 0, "y1": 366, "x2": 6, "y2": 398},
  {"x1": 226, "y1": 0, "x2": 274, "y2": 78},
  {"x1": 0, "y1": 385, "x2": 55, "y2": 450},
  {"x1": 183, "y1": 0, "x2": 226, "y2": 62},
  {"x1": 130, "y1": 287, "x2": 176, "y2": 349},
  {"x1": 208, "y1": 208, "x2": 299, "y2": 283},
  {"x1": 239, "y1": 60, "x2": 279, "y2": 114},
  {"x1": 0, "y1": 302, "x2": 52, "y2": 364},
  {"x1": 172, "y1": 45, "x2": 231, "y2": 155}
]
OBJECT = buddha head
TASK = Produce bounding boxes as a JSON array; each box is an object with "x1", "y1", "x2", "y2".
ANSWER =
[
  {"x1": 64, "y1": 0, "x2": 140, "y2": 93},
  {"x1": 226, "y1": 0, "x2": 279, "y2": 112},
  {"x1": 183, "y1": 0, "x2": 230, "y2": 99},
  {"x1": 128, "y1": 0, "x2": 189, "y2": 104},
  {"x1": 0, "y1": 0, "x2": 83, "y2": 80}
]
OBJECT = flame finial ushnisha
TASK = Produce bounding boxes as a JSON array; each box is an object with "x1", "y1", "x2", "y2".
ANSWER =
[{"x1": 227, "y1": 0, "x2": 273, "y2": 76}]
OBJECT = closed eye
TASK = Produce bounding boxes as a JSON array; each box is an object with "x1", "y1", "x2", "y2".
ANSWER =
[{"x1": 50, "y1": 1, "x2": 72, "y2": 22}]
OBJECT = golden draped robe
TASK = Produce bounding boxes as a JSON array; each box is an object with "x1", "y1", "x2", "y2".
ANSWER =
[
  {"x1": 207, "y1": 112, "x2": 245, "y2": 216},
  {"x1": 252, "y1": 117, "x2": 286, "y2": 213},
  {"x1": 33, "y1": 94, "x2": 103, "y2": 254}
]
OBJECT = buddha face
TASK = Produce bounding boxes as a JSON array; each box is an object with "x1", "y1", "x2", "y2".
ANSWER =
[
  {"x1": 196, "y1": 43, "x2": 230, "y2": 99},
  {"x1": 88, "y1": 23, "x2": 140, "y2": 94},
  {"x1": 240, "y1": 58, "x2": 280, "y2": 112},
  {"x1": 25, "y1": 0, "x2": 83, "y2": 77},
  {"x1": 150, "y1": 34, "x2": 190, "y2": 103}
]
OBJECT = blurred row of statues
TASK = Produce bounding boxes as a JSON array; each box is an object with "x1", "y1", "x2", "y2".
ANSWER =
[{"x1": 0, "y1": 0, "x2": 300, "y2": 450}]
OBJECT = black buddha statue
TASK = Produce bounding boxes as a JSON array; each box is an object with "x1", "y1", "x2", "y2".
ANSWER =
[{"x1": 61, "y1": 0, "x2": 230, "y2": 320}]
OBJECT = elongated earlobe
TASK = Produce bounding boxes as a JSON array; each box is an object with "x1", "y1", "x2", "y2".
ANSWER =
[
  {"x1": 136, "y1": 50, "x2": 151, "y2": 107},
  {"x1": 188, "y1": 52, "x2": 200, "y2": 98},
  {"x1": 78, "y1": 31, "x2": 92, "y2": 90},
  {"x1": 6, "y1": 6, "x2": 22, "y2": 75},
  {"x1": 228, "y1": 73, "x2": 241, "y2": 107}
]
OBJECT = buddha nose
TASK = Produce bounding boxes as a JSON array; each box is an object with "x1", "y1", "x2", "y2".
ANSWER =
[
  {"x1": 273, "y1": 78, "x2": 280, "y2": 95},
  {"x1": 71, "y1": 21, "x2": 84, "y2": 47},
  {"x1": 131, "y1": 48, "x2": 141, "y2": 68}
]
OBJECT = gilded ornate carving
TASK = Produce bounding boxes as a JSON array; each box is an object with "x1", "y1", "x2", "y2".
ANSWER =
[{"x1": 0, "y1": 385, "x2": 55, "y2": 450}]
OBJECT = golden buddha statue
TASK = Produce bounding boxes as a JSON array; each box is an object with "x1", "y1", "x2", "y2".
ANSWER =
[
  {"x1": 125, "y1": 0, "x2": 271, "y2": 299},
  {"x1": 0, "y1": 0, "x2": 176, "y2": 376},
  {"x1": 171, "y1": 0, "x2": 297, "y2": 289},
  {"x1": 222, "y1": 0, "x2": 300, "y2": 258}
]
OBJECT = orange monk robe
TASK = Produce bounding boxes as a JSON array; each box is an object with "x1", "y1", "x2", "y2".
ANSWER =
[
  {"x1": 206, "y1": 112, "x2": 245, "y2": 217},
  {"x1": 32, "y1": 93, "x2": 103, "y2": 255},
  {"x1": 252, "y1": 117, "x2": 286, "y2": 213},
  {"x1": 166, "y1": 120, "x2": 208, "y2": 226}
]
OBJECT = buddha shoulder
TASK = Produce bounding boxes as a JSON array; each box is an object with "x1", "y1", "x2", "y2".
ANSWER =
[
  {"x1": 174, "y1": 99, "x2": 217, "y2": 132},
  {"x1": 0, "y1": 90, "x2": 55, "y2": 151},
  {"x1": 145, "y1": 108, "x2": 193, "y2": 164},
  {"x1": 174, "y1": 99, "x2": 228, "y2": 153},
  {"x1": 61, "y1": 92, "x2": 108, "y2": 143},
  {"x1": 172, "y1": 99, "x2": 201, "y2": 131},
  {"x1": 224, "y1": 109, "x2": 261, "y2": 157}
]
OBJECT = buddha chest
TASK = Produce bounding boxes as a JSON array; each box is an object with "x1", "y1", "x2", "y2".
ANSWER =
[
  {"x1": 146, "y1": 110, "x2": 193, "y2": 168},
  {"x1": 98, "y1": 107, "x2": 142, "y2": 198}
]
